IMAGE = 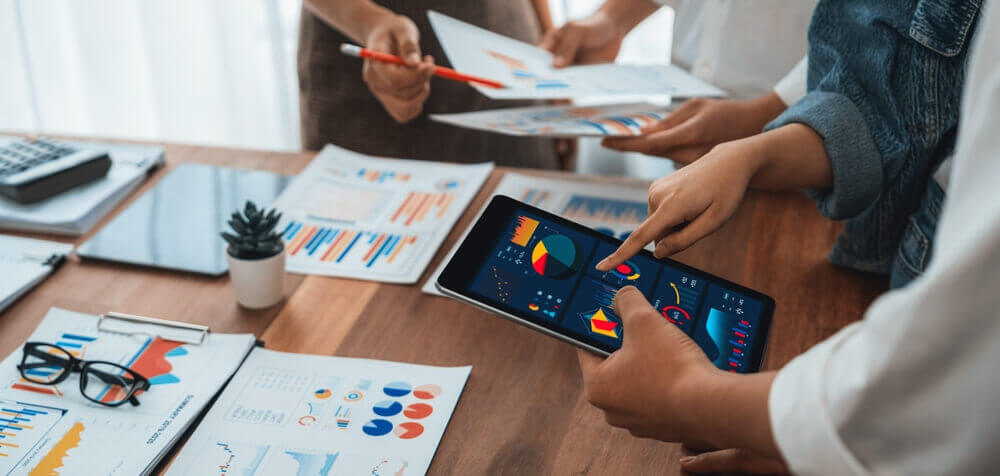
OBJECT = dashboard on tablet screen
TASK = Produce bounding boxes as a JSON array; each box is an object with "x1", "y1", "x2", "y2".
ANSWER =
[{"x1": 449, "y1": 200, "x2": 772, "y2": 373}]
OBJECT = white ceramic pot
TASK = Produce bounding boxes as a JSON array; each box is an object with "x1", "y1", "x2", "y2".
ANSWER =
[{"x1": 226, "y1": 247, "x2": 286, "y2": 309}]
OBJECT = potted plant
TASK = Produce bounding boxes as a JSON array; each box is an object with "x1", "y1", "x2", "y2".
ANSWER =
[{"x1": 221, "y1": 201, "x2": 285, "y2": 309}]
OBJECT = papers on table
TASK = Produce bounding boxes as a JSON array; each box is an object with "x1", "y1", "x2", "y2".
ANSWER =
[
  {"x1": 273, "y1": 145, "x2": 493, "y2": 283},
  {"x1": 0, "y1": 308, "x2": 256, "y2": 475},
  {"x1": 428, "y1": 11, "x2": 724, "y2": 100},
  {"x1": 432, "y1": 102, "x2": 671, "y2": 137},
  {"x1": 0, "y1": 136, "x2": 164, "y2": 236},
  {"x1": 422, "y1": 173, "x2": 651, "y2": 296},
  {"x1": 168, "y1": 348, "x2": 471, "y2": 476},
  {"x1": 0, "y1": 235, "x2": 72, "y2": 313}
]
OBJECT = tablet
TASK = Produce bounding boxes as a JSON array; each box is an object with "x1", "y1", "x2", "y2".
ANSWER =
[
  {"x1": 77, "y1": 163, "x2": 290, "y2": 275},
  {"x1": 437, "y1": 195, "x2": 774, "y2": 372}
]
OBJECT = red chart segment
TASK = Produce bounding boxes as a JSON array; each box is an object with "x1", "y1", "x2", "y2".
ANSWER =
[
  {"x1": 530, "y1": 235, "x2": 578, "y2": 278},
  {"x1": 394, "y1": 421, "x2": 424, "y2": 439},
  {"x1": 413, "y1": 384, "x2": 441, "y2": 400},
  {"x1": 403, "y1": 403, "x2": 433, "y2": 419}
]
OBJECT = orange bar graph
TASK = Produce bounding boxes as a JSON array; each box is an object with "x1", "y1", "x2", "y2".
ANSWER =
[
  {"x1": 363, "y1": 235, "x2": 387, "y2": 262},
  {"x1": 437, "y1": 194, "x2": 454, "y2": 218}
]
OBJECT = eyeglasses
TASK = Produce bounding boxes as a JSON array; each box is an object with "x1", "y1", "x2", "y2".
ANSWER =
[{"x1": 16, "y1": 342, "x2": 151, "y2": 407}]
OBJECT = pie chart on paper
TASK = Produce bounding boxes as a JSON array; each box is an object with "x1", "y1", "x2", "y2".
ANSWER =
[
  {"x1": 531, "y1": 235, "x2": 578, "y2": 278},
  {"x1": 394, "y1": 421, "x2": 424, "y2": 439}
]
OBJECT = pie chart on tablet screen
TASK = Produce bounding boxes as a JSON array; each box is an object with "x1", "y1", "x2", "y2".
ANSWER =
[{"x1": 531, "y1": 235, "x2": 578, "y2": 278}]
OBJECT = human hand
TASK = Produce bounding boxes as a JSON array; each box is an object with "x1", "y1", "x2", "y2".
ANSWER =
[
  {"x1": 577, "y1": 286, "x2": 722, "y2": 445},
  {"x1": 539, "y1": 11, "x2": 624, "y2": 67},
  {"x1": 680, "y1": 448, "x2": 790, "y2": 475},
  {"x1": 596, "y1": 140, "x2": 760, "y2": 271},
  {"x1": 602, "y1": 92, "x2": 788, "y2": 164},
  {"x1": 362, "y1": 13, "x2": 435, "y2": 123}
]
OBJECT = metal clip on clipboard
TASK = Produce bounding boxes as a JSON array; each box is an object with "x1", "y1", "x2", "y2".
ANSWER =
[{"x1": 97, "y1": 311, "x2": 210, "y2": 345}]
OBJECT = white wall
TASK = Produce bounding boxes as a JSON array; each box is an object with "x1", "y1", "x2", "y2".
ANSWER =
[
  {"x1": 0, "y1": 0, "x2": 675, "y2": 180},
  {"x1": 0, "y1": 0, "x2": 301, "y2": 151}
]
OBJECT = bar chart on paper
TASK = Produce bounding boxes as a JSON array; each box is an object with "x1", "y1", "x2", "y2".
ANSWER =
[
  {"x1": 273, "y1": 145, "x2": 492, "y2": 283},
  {"x1": 0, "y1": 399, "x2": 66, "y2": 465}
]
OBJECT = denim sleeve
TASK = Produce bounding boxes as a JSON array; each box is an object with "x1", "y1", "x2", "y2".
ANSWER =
[{"x1": 765, "y1": 91, "x2": 883, "y2": 220}]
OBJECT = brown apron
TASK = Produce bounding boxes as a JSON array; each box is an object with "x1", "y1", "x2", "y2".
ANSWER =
[{"x1": 298, "y1": 2, "x2": 559, "y2": 169}]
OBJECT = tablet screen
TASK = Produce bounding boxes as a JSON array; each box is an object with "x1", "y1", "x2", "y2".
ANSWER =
[{"x1": 465, "y1": 207, "x2": 769, "y2": 372}]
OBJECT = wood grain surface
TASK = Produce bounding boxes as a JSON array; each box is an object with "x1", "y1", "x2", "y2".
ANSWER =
[{"x1": 0, "y1": 142, "x2": 888, "y2": 475}]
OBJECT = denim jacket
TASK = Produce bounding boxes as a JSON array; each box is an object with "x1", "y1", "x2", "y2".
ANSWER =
[{"x1": 766, "y1": 0, "x2": 982, "y2": 285}]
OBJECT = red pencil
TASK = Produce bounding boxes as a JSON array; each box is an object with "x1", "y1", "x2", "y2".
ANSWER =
[{"x1": 340, "y1": 43, "x2": 506, "y2": 89}]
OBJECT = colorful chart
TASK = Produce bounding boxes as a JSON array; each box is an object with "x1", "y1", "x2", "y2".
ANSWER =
[
  {"x1": 298, "y1": 415, "x2": 318, "y2": 427},
  {"x1": 362, "y1": 419, "x2": 393, "y2": 437},
  {"x1": 403, "y1": 403, "x2": 433, "y2": 419},
  {"x1": 581, "y1": 112, "x2": 665, "y2": 135},
  {"x1": 12, "y1": 332, "x2": 98, "y2": 396},
  {"x1": 519, "y1": 189, "x2": 552, "y2": 207},
  {"x1": 0, "y1": 400, "x2": 67, "y2": 464},
  {"x1": 412, "y1": 384, "x2": 441, "y2": 400},
  {"x1": 660, "y1": 305, "x2": 692, "y2": 325},
  {"x1": 284, "y1": 450, "x2": 338, "y2": 476},
  {"x1": 356, "y1": 167, "x2": 411, "y2": 183},
  {"x1": 213, "y1": 441, "x2": 269, "y2": 475},
  {"x1": 283, "y1": 221, "x2": 419, "y2": 268},
  {"x1": 333, "y1": 406, "x2": 351, "y2": 430},
  {"x1": 314, "y1": 388, "x2": 332, "y2": 400},
  {"x1": 591, "y1": 280, "x2": 619, "y2": 311},
  {"x1": 530, "y1": 235, "x2": 578, "y2": 278},
  {"x1": 99, "y1": 337, "x2": 185, "y2": 404},
  {"x1": 579, "y1": 308, "x2": 621, "y2": 340},
  {"x1": 373, "y1": 400, "x2": 403, "y2": 417},
  {"x1": 485, "y1": 49, "x2": 568, "y2": 89},
  {"x1": 382, "y1": 382, "x2": 412, "y2": 398},
  {"x1": 389, "y1": 191, "x2": 456, "y2": 226},
  {"x1": 604, "y1": 260, "x2": 641, "y2": 285},
  {"x1": 509, "y1": 216, "x2": 539, "y2": 247},
  {"x1": 344, "y1": 390, "x2": 363, "y2": 402},
  {"x1": 31, "y1": 420, "x2": 84, "y2": 473},
  {"x1": 436, "y1": 179, "x2": 461, "y2": 190},
  {"x1": 705, "y1": 308, "x2": 750, "y2": 370},
  {"x1": 561, "y1": 195, "x2": 646, "y2": 225},
  {"x1": 394, "y1": 422, "x2": 424, "y2": 440}
]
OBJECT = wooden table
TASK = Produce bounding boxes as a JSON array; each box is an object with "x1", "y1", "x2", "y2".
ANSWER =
[{"x1": 0, "y1": 142, "x2": 888, "y2": 474}]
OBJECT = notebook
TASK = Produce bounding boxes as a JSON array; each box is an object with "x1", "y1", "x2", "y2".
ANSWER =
[
  {"x1": 0, "y1": 136, "x2": 164, "y2": 236},
  {"x1": 0, "y1": 235, "x2": 73, "y2": 313}
]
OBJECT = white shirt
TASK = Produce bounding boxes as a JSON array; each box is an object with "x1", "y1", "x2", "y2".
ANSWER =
[
  {"x1": 768, "y1": 3, "x2": 1000, "y2": 473},
  {"x1": 654, "y1": 0, "x2": 816, "y2": 100}
]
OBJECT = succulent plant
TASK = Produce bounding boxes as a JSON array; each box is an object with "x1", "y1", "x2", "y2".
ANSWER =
[{"x1": 221, "y1": 201, "x2": 284, "y2": 260}]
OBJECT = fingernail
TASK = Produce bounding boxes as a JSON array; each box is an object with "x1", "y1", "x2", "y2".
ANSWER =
[
  {"x1": 407, "y1": 53, "x2": 420, "y2": 64},
  {"x1": 679, "y1": 456, "x2": 695, "y2": 464}
]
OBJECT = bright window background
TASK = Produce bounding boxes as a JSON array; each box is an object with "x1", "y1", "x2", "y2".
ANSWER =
[{"x1": 0, "y1": 0, "x2": 674, "y2": 177}]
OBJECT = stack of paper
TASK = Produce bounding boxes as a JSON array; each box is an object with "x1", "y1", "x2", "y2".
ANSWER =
[
  {"x1": 0, "y1": 136, "x2": 164, "y2": 236},
  {"x1": 428, "y1": 11, "x2": 724, "y2": 101},
  {"x1": 432, "y1": 102, "x2": 671, "y2": 137},
  {"x1": 423, "y1": 173, "x2": 652, "y2": 296},
  {"x1": 0, "y1": 235, "x2": 73, "y2": 313},
  {"x1": 273, "y1": 145, "x2": 493, "y2": 283},
  {"x1": 168, "y1": 349, "x2": 472, "y2": 475},
  {"x1": 0, "y1": 308, "x2": 257, "y2": 475}
]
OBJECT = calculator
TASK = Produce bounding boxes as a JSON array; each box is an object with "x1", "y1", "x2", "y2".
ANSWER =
[{"x1": 0, "y1": 138, "x2": 112, "y2": 204}]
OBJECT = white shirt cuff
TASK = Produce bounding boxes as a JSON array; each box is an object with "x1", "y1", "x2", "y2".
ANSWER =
[
  {"x1": 773, "y1": 56, "x2": 808, "y2": 106},
  {"x1": 768, "y1": 323, "x2": 868, "y2": 476}
]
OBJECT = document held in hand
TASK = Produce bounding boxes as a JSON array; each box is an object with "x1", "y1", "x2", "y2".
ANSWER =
[{"x1": 428, "y1": 11, "x2": 725, "y2": 100}]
